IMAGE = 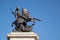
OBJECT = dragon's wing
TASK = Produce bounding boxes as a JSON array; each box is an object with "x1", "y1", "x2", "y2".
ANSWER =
[{"x1": 22, "y1": 8, "x2": 32, "y2": 19}]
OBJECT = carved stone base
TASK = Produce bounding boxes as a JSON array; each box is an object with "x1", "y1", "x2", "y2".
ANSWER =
[{"x1": 7, "y1": 32, "x2": 39, "y2": 40}]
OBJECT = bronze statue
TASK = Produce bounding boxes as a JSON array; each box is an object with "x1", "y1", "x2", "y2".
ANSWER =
[{"x1": 10, "y1": 6, "x2": 41, "y2": 32}]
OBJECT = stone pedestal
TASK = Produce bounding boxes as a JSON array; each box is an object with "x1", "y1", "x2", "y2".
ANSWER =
[{"x1": 7, "y1": 32, "x2": 39, "y2": 40}]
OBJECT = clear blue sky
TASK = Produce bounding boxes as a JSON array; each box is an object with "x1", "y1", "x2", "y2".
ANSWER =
[{"x1": 0, "y1": 0, "x2": 60, "y2": 40}]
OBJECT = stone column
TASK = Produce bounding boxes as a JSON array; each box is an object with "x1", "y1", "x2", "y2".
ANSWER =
[{"x1": 7, "y1": 32, "x2": 39, "y2": 40}]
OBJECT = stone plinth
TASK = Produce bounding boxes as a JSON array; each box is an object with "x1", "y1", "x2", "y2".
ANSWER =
[{"x1": 7, "y1": 32, "x2": 39, "y2": 40}]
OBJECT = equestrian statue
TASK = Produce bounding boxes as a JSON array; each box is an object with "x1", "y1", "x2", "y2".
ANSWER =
[{"x1": 10, "y1": 6, "x2": 41, "y2": 32}]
